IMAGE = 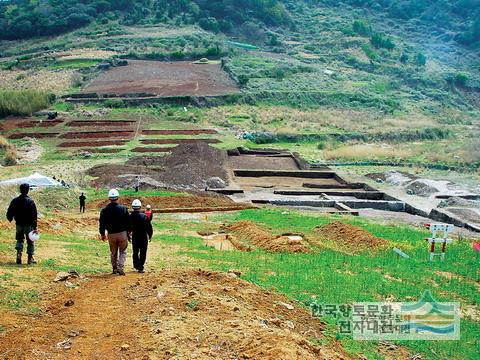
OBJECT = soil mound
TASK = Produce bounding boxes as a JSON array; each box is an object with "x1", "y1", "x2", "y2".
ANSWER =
[
  {"x1": 225, "y1": 220, "x2": 310, "y2": 253},
  {"x1": 0, "y1": 269, "x2": 346, "y2": 359},
  {"x1": 0, "y1": 216, "x2": 98, "y2": 235},
  {"x1": 315, "y1": 221, "x2": 388, "y2": 253},
  {"x1": 89, "y1": 194, "x2": 248, "y2": 211},
  {"x1": 366, "y1": 171, "x2": 417, "y2": 185},
  {"x1": 88, "y1": 142, "x2": 230, "y2": 190},
  {"x1": 438, "y1": 197, "x2": 479, "y2": 209}
]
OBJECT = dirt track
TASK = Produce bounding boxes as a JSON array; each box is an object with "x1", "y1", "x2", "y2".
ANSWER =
[
  {"x1": 83, "y1": 60, "x2": 240, "y2": 97},
  {"x1": 0, "y1": 269, "x2": 347, "y2": 359}
]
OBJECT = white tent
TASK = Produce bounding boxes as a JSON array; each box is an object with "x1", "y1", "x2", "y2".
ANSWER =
[{"x1": 0, "y1": 173, "x2": 61, "y2": 187}]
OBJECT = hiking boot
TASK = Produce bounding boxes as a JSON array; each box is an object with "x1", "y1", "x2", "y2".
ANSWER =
[
  {"x1": 112, "y1": 269, "x2": 118, "y2": 275},
  {"x1": 16, "y1": 251, "x2": 22, "y2": 265},
  {"x1": 27, "y1": 255, "x2": 37, "y2": 265},
  {"x1": 117, "y1": 269, "x2": 125, "y2": 276},
  {"x1": 138, "y1": 269, "x2": 145, "y2": 273}
]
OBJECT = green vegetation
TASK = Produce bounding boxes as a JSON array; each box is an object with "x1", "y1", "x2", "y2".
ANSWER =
[
  {"x1": 0, "y1": 0, "x2": 289, "y2": 40},
  {"x1": 0, "y1": 90, "x2": 54, "y2": 118},
  {"x1": 50, "y1": 58, "x2": 101, "y2": 69}
]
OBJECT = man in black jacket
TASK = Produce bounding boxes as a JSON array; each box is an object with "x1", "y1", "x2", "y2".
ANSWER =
[
  {"x1": 6, "y1": 183, "x2": 38, "y2": 265},
  {"x1": 79, "y1": 193, "x2": 86, "y2": 213},
  {"x1": 99, "y1": 189, "x2": 130, "y2": 275},
  {"x1": 129, "y1": 199, "x2": 153, "y2": 273}
]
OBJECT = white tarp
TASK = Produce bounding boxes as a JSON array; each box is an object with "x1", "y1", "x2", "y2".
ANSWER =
[{"x1": 0, "y1": 173, "x2": 61, "y2": 187}]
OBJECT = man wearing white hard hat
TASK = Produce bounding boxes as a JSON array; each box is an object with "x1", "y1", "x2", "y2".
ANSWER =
[
  {"x1": 129, "y1": 199, "x2": 153, "y2": 273},
  {"x1": 6, "y1": 183, "x2": 38, "y2": 265},
  {"x1": 99, "y1": 189, "x2": 130, "y2": 275}
]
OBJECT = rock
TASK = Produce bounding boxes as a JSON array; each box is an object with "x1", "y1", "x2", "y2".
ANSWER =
[
  {"x1": 56, "y1": 339, "x2": 72, "y2": 350},
  {"x1": 188, "y1": 290, "x2": 197, "y2": 297},
  {"x1": 228, "y1": 269, "x2": 242, "y2": 277},
  {"x1": 120, "y1": 344, "x2": 129, "y2": 351},
  {"x1": 405, "y1": 180, "x2": 440, "y2": 197},
  {"x1": 206, "y1": 177, "x2": 227, "y2": 189},
  {"x1": 67, "y1": 330, "x2": 80, "y2": 337},
  {"x1": 156, "y1": 291, "x2": 166, "y2": 302},
  {"x1": 233, "y1": 306, "x2": 240, "y2": 312},
  {"x1": 64, "y1": 299, "x2": 74, "y2": 307},
  {"x1": 54, "y1": 271, "x2": 71, "y2": 282},
  {"x1": 277, "y1": 301, "x2": 294, "y2": 310}
]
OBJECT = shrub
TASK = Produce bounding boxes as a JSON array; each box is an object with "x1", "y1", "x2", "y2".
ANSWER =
[
  {"x1": 353, "y1": 19, "x2": 371, "y2": 36},
  {"x1": 3, "y1": 147, "x2": 18, "y2": 166},
  {"x1": 455, "y1": 73, "x2": 469, "y2": 87},
  {"x1": 370, "y1": 33, "x2": 395, "y2": 50},
  {"x1": 0, "y1": 90, "x2": 54, "y2": 118},
  {"x1": 415, "y1": 53, "x2": 427, "y2": 66},
  {"x1": 104, "y1": 99, "x2": 124, "y2": 108}
]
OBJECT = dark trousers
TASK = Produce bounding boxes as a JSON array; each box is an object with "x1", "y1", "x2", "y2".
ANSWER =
[
  {"x1": 15, "y1": 224, "x2": 34, "y2": 255},
  {"x1": 132, "y1": 237, "x2": 148, "y2": 271},
  {"x1": 80, "y1": 204, "x2": 86, "y2": 213}
]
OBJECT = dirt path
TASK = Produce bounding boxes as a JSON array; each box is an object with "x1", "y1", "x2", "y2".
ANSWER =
[{"x1": 0, "y1": 269, "x2": 348, "y2": 359}]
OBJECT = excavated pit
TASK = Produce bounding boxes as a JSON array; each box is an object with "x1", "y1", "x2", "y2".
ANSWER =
[
  {"x1": 142, "y1": 129, "x2": 218, "y2": 135},
  {"x1": 8, "y1": 132, "x2": 59, "y2": 139},
  {"x1": 58, "y1": 140, "x2": 129, "y2": 148},
  {"x1": 60, "y1": 131, "x2": 134, "y2": 139},
  {"x1": 140, "y1": 139, "x2": 221, "y2": 145}
]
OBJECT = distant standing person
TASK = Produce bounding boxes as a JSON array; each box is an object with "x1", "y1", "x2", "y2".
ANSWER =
[
  {"x1": 99, "y1": 189, "x2": 130, "y2": 275},
  {"x1": 134, "y1": 176, "x2": 140, "y2": 193},
  {"x1": 129, "y1": 199, "x2": 153, "y2": 273},
  {"x1": 79, "y1": 193, "x2": 86, "y2": 213},
  {"x1": 145, "y1": 204, "x2": 153, "y2": 222},
  {"x1": 6, "y1": 183, "x2": 38, "y2": 265}
]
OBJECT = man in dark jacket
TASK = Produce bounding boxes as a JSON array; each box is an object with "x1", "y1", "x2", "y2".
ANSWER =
[
  {"x1": 99, "y1": 189, "x2": 130, "y2": 275},
  {"x1": 6, "y1": 183, "x2": 38, "y2": 265},
  {"x1": 129, "y1": 199, "x2": 153, "y2": 273},
  {"x1": 79, "y1": 193, "x2": 86, "y2": 213}
]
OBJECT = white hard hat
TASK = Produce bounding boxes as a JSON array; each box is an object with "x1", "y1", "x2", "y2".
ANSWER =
[
  {"x1": 108, "y1": 189, "x2": 119, "y2": 199},
  {"x1": 146, "y1": 205, "x2": 151, "y2": 209},
  {"x1": 29, "y1": 231, "x2": 40, "y2": 242},
  {"x1": 132, "y1": 199, "x2": 142, "y2": 209}
]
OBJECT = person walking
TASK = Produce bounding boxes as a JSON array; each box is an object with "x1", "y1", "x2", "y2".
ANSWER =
[
  {"x1": 145, "y1": 204, "x2": 153, "y2": 222},
  {"x1": 6, "y1": 183, "x2": 38, "y2": 265},
  {"x1": 79, "y1": 193, "x2": 86, "y2": 213},
  {"x1": 129, "y1": 199, "x2": 153, "y2": 273},
  {"x1": 99, "y1": 189, "x2": 130, "y2": 275}
]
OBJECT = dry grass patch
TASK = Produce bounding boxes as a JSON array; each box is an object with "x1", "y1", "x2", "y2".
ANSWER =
[
  {"x1": 323, "y1": 144, "x2": 414, "y2": 160},
  {"x1": 0, "y1": 69, "x2": 77, "y2": 94}
]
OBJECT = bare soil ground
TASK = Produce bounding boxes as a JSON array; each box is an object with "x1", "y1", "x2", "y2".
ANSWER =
[
  {"x1": 224, "y1": 220, "x2": 310, "y2": 253},
  {"x1": 89, "y1": 194, "x2": 250, "y2": 212},
  {"x1": 67, "y1": 120, "x2": 136, "y2": 127},
  {"x1": 142, "y1": 129, "x2": 218, "y2": 135},
  {"x1": 0, "y1": 269, "x2": 347, "y2": 359},
  {"x1": 60, "y1": 131, "x2": 134, "y2": 139},
  {"x1": 229, "y1": 155, "x2": 299, "y2": 170},
  {"x1": 82, "y1": 60, "x2": 240, "y2": 97},
  {"x1": 58, "y1": 140, "x2": 129, "y2": 148},
  {"x1": 0, "y1": 118, "x2": 63, "y2": 132},
  {"x1": 132, "y1": 147, "x2": 173, "y2": 153},
  {"x1": 314, "y1": 222, "x2": 388, "y2": 253},
  {"x1": 234, "y1": 176, "x2": 342, "y2": 190},
  {"x1": 140, "y1": 139, "x2": 221, "y2": 145},
  {"x1": 8, "y1": 132, "x2": 60, "y2": 139}
]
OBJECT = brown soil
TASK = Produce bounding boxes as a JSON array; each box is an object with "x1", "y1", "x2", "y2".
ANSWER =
[
  {"x1": 58, "y1": 140, "x2": 128, "y2": 148},
  {"x1": 8, "y1": 132, "x2": 59, "y2": 139},
  {"x1": 314, "y1": 221, "x2": 388, "y2": 253},
  {"x1": 0, "y1": 269, "x2": 347, "y2": 359},
  {"x1": 140, "y1": 139, "x2": 221, "y2": 145},
  {"x1": 88, "y1": 143, "x2": 230, "y2": 190},
  {"x1": 83, "y1": 148, "x2": 124, "y2": 154},
  {"x1": 82, "y1": 60, "x2": 240, "y2": 97},
  {"x1": 0, "y1": 215, "x2": 98, "y2": 235},
  {"x1": 224, "y1": 221, "x2": 311, "y2": 253},
  {"x1": 132, "y1": 147, "x2": 173, "y2": 153},
  {"x1": 89, "y1": 194, "x2": 246, "y2": 211},
  {"x1": 142, "y1": 129, "x2": 218, "y2": 135},
  {"x1": 67, "y1": 120, "x2": 136, "y2": 127},
  {"x1": 229, "y1": 155, "x2": 300, "y2": 170},
  {"x1": 60, "y1": 131, "x2": 134, "y2": 139},
  {"x1": 17, "y1": 119, "x2": 63, "y2": 129}
]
